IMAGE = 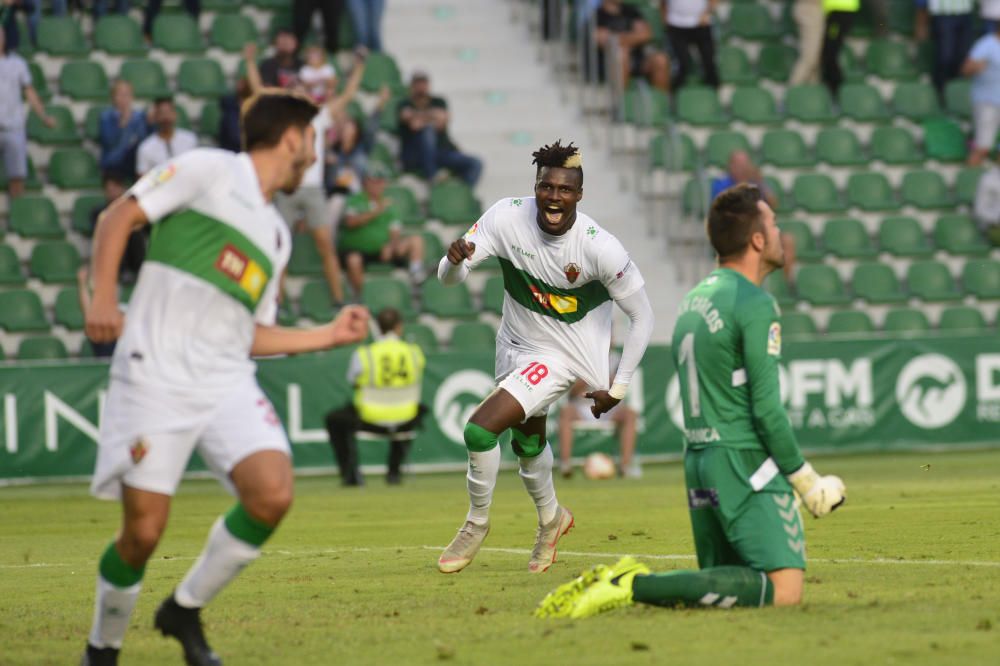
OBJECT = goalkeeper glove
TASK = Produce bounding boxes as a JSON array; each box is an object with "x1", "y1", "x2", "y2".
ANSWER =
[{"x1": 787, "y1": 462, "x2": 846, "y2": 518}]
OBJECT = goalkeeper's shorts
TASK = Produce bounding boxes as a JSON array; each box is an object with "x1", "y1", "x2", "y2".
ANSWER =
[{"x1": 684, "y1": 446, "x2": 807, "y2": 572}]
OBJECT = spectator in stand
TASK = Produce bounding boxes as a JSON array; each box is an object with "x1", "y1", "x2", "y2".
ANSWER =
[
  {"x1": 339, "y1": 165, "x2": 427, "y2": 298},
  {"x1": 558, "y1": 376, "x2": 640, "y2": 480},
  {"x1": 397, "y1": 71, "x2": 483, "y2": 185},
  {"x1": 1, "y1": 0, "x2": 36, "y2": 51},
  {"x1": 0, "y1": 28, "x2": 52, "y2": 198},
  {"x1": 259, "y1": 28, "x2": 303, "y2": 89},
  {"x1": 299, "y1": 43, "x2": 337, "y2": 104},
  {"x1": 790, "y1": 0, "x2": 824, "y2": 85},
  {"x1": 347, "y1": 0, "x2": 385, "y2": 51},
  {"x1": 99, "y1": 79, "x2": 153, "y2": 180},
  {"x1": 962, "y1": 24, "x2": 1000, "y2": 166},
  {"x1": 294, "y1": 0, "x2": 344, "y2": 55},
  {"x1": 143, "y1": 0, "x2": 199, "y2": 42},
  {"x1": 821, "y1": 0, "x2": 859, "y2": 95},
  {"x1": 973, "y1": 157, "x2": 1000, "y2": 244},
  {"x1": 983, "y1": 0, "x2": 1000, "y2": 34},
  {"x1": 218, "y1": 44, "x2": 258, "y2": 153},
  {"x1": 915, "y1": 0, "x2": 975, "y2": 96},
  {"x1": 135, "y1": 97, "x2": 198, "y2": 177},
  {"x1": 661, "y1": 0, "x2": 719, "y2": 90},
  {"x1": 593, "y1": 0, "x2": 671, "y2": 92},
  {"x1": 330, "y1": 84, "x2": 394, "y2": 194}
]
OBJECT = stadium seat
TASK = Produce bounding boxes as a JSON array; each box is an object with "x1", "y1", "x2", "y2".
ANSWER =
[
  {"x1": 483, "y1": 275, "x2": 505, "y2": 315},
  {"x1": 287, "y1": 234, "x2": 323, "y2": 276},
  {"x1": 152, "y1": 14, "x2": 204, "y2": 53},
  {"x1": 178, "y1": 59, "x2": 229, "y2": 98},
  {"x1": 83, "y1": 106, "x2": 103, "y2": 141},
  {"x1": 838, "y1": 45, "x2": 866, "y2": 83},
  {"x1": 871, "y1": 126, "x2": 923, "y2": 165},
  {"x1": 761, "y1": 130, "x2": 813, "y2": 168},
  {"x1": 907, "y1": 260, "x2": 961, "y2": 301},
  {"x1": 815, "y1": 128, "x2": 866, "y2": 167},
  {"x1": 792, "y1": 173, "x2": 844, "y2": 213},
  {"x1": 727, "y1": 4, "x2": 779, "y2": 40},
  {"x1": 29, "y1": 241, "x2": 80, "y2": 283},
  {"x1": 71, "y1": 194, "x2": 104, "y2": 236},
  {"x1": 785, "y1": 85, "x2": 836, "y2": 123},
  {"x1": 757, "y1": 43, "x2": 796, "y2": 82},
  {"x1": 0, "y1": 290, "x2": 49, "y2": 332},
  {"x1": 17, "y1": 336, "x2": 68, "y2": 360},
  {"x1": 780, "y1": 312, "x2": 818, "y2": 339},
  {"x1": 705, "y1": 131, "x2": 752, "y2": 169},
  {"x1": 365, "y1": 277, "x2": 417, "y2": 318},
  {"x1": 865, "y1": 39, "x2": 918, "y2": 80},
  {"x1": 796, "y1": 264, "x2": 851, "y2": 306},
  {"x1": 676, "y1": 87, "x2": 727, "y2": 126},
  {"x1": 762, "y1": 176, "x2": 790, "y2": 214},
  {"x1": 717, "y1": 46, "x2": 755, "y2": 85},
  {"x1": 0, "y1": 244, "x2": 26, "y2": 285},
  {"x1": 923, "y1": 119, "x2": 967, "y2": 163},
  {"x1": 889, "y1": 0, "x2": 916, "y2": 33},
  {"x1": 298, "y1": 280, "x2": 335, "y2": 321},
  {"x1": 838, "y1": 83, "x2": 889, "y2": 123},
  {"x1": 94, "y1": 15, "x2": 147, "y2": 55},
  {"x1": 210, "y1": 13, "x2": 258, "y2": 52},
  {"x1": 37, "y1": 16, "x2": 88, "y2": 56},
  {"x1": 939, "y1": 306, "x2": 987, "y2": 332},
  {"x1": 49, "y1": 149, "x2": 102, "y2": 190},
  {"x1": 361, "y1": 52, "x2": 403, "y2": 93},
  {"x1": 198, "y1": 101, "x2": 221, "y2": 139},
  {"x1": 826, "y1": 310, "x2": 875, "y2": 335},
  {"x1": 383, "y1": 184, "x2": 423, "y2": 227},
  {"x1": 778, "y1": 219, "x2": 821, "y2": 260},
  {"x1": 449, "y1": 322, "x2": 497, "y2": 350},
  {"x1": 764, "y1": 271, "x2": 795, "y2": 307},
  {"x1": 934, "y1": 215, "x2": 990, "y2": 256},
  {"x1": 823, "y1": 218, "x2": 877, "y2": 258},
  {"x1": 681, "y1": 178, "x2": 708, "y2": 216},
  {"x1": 622, "y1": 87, "x2": 671, "y2": 126},
  {"x1": 27, "y1": 106, "x2": 78, "y2": 145},
  {"x1": 729, "y1": 87, "x2": 782, "y2": 125},
  {"x1": 202, "y1": 0, "x2": 243, "y2": 9},
  {"x1": 429, "y1": 180, "x2": 481, "y2": 225},
  {"x1": 0, "y1": 156, "x2": 42, "y2": 191},
  {"x1": 879, "y1": 216, "x2": 934, "y2": 257},
  {"x1": 649, "y1": 133, "x2": 697, "y2": 171},
  {"x1": 119, "y1": 60, "x2": 171, "y2": 99},
  {"x1": 420, "y1": 232, "x2": 445, "y2": 268},
  {"x1": 962, "y1": 260, "x2": 1000, "y2": 299},
  {"x1": 901, "y1": 170, "x2": 953, "y2": 209},
  {"x1": 402, "y1": 323, "x2": 438, "y2": 352},
  {"x1": 9, "y1": 196, "x2": 63, "y2": 238},
  {"x1": 883, "y1": 307, "x2": 930, "y2": 333},
  {"x1": 54, "y1": 288, "x2": 84, "y2": 330},
  {"x1": 59, "y1": 61, "x2": 109, "y2": 101},
  {"x1": 421, "y1": 280, "x2": 475, "y2": 319},
  {"x1": 847, "y1": 172, "x2": 897, "y2": 211},
  {"x1": 27, "y1": 62, "x2": 51, "y2": 101},
  {"x1": 852, "y1": 262, "x2": 907, "y2": 303},
  {"x1": 955, "y1": 167, "x2": 983, "y2": 206},
  {"x1": 892, "y1": 82, "x2": 942, "y2": 122},
  {"x1": 944, "y1": 78, "x2": 971, "y2": 119}
]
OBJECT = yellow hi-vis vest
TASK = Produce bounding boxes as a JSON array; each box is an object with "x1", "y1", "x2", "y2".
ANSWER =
[
  {"x1": 823, "y1": 0, "x2": 860, "y2": 12},
  {"x1": 353, "y1": 337, "x2": 425, "y2": 426}
]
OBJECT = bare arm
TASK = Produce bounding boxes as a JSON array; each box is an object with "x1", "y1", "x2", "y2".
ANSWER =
[
  {"x1": 85, "y1": 197, "x2": 148, "y2": 342},
  {"x1": 325, "y1": 53, "x2": 366, "y2": 118},
  {"x1": 251, "y1": 305, "x2": 369, "y2": 356},
  {"x1": 23, "y1": 86, "x2": 52, "y2": 125},
  {"x1": 244, "y1": 42, "x2": 263, "y2": 95},
  {"x1": 962, "y1": 57, "x2": 988, "y2": 77}
]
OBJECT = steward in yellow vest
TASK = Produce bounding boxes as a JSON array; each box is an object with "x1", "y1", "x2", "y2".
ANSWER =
[{"x1": 820, "y1": 0, "x2": 859, "y2": 94}]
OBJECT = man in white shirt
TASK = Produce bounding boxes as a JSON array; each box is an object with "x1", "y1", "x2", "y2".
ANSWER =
[
  {"x1": 661, "y1": 0, "x2": 719, "y2": 90},
  {"x1": 0, "y1": 29, "x2": 53, "y2": 198},
  {"x1": 135, "y1": 97, "x2": 198, "y2": 178}
]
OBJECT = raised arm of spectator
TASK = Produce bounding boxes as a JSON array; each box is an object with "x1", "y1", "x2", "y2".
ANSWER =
[
  {"x1": 325, "y1": 50, "x2": 367, "y2": 119},
  {"x1": 244, "y1": 42, "x2": 264, "y2": 95},
  {"x1": 914, "y1": 5, "x2": 928, "y2": 41}
]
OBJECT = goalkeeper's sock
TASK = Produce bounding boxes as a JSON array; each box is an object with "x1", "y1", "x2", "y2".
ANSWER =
[
  {"x1": 89, "y1": 541, "x2": 145, "y2": 648},
  {"x1": 465, "y1": 443, "x2": 501, "y2": 526},
  {"x1": 518, "y1": 444, "x2": 559, "y2": 525},
  {"x1": 631, "y1": 566, "x2": 774, "y2": 609},
  {"x1": 174, "y1": 504, "x2": 273, "y2": 608}
]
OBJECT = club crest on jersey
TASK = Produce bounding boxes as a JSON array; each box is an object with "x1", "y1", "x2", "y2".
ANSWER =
[
  {"x1": 564, "y1": 262, "x2": 580, "y2": 284},
  {"x1": 767, "y1": 322, "x2": 782, "y2": 356},
  {"x1": 215, "y1": 244, "x2": 266, "y2": 301},
  {"x1": 129, "y1": 439, "x2": 149, "y2": 464}
]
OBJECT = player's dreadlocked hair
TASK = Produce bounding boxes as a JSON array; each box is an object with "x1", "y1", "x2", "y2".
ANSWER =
[{"x1": 532, "y1": 140, "x2": 583, "y2": 185}]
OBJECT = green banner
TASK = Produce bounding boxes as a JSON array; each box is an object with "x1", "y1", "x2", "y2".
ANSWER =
[{"x1": 1, "y1": 336, "x2": 999, "y2": 483}]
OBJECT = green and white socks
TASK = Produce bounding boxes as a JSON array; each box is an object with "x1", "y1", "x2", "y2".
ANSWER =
[
  {"x1": 632, "y1": 566, "x2": 775, "y2": 609},
  {"x1": 88, "y1": 542, "x2": 145, "y2": 649}
]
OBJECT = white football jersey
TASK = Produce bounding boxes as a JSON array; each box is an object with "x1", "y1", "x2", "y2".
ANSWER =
[
  {"x1": 464, "y1": 197, "x2": 644, "y2": 389},
  {"x1": 111, "y1": 148, "x2": 291, "y2": 395}
]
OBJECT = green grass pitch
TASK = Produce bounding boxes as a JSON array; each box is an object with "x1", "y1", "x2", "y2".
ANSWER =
[{"x1": 2, "y1": 449, "x2": 999, "y2": 665}]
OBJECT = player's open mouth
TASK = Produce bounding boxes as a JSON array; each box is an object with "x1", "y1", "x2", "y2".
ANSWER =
[{"x1": 543, "y1": 206, "x2": 564, "y2": 224}]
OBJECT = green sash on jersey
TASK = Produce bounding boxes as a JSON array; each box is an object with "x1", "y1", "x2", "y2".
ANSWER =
[
  {"x1": 146, "y1": 209, "x2": 274, "y2": 312},
  {"x1": 498, "y1": 257, "x2": 611, "y2": 324}
]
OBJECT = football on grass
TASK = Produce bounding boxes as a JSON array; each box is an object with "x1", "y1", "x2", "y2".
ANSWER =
[{"x1": 583, "y1": 452, "x2": 616, "y2": 480}]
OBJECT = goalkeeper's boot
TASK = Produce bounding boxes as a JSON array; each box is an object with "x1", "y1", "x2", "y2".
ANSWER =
[
  {"x1": 534, "y1": 562, "x2": 612, "y2": 618},
  {"x1": 154, "y1": 595, "x2": 223, "y2": 666},
  {"x1": 80, "y1": 644, "x2": 119, "y2": 666},
  {"x1": 438, "y1": 521, "x2": 490, "y2": 573},
  {"x1": 568, "y1": 556, "x2": 650, "y2": 619},
  {"x1": 528, "y1": 506, "x2": 574, "y2": 573}
]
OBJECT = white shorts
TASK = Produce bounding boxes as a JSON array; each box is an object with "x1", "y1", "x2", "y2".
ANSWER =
[
  {"x1": 495, "y1": 340, "x2": 576, "y2": 419},
  {"x1": 973, "y1": 102, "x2": 1000, "y2": 151},
  {"x1": 90, "y1": 377, "x2": 291, "y2": 500}
]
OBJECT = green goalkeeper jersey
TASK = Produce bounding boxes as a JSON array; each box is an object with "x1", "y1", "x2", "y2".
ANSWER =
[{"x1": 670, "y1": 268, "x2": 805, "y2": 475}]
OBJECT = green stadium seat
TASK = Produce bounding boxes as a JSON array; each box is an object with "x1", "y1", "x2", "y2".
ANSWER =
[
  {"x1": 955, "y1": 167, "x2": 983, "y2": 206},
  {"x1": 729, "y1": 87, "x2": 782, "y2": 125},
  {"x1": 826, "y1": 310, "x2": 875, "y2": 335},
  {"x1": 251, "y1": 0, "x2": 292, "y2": 8},
  {"x1": 923, "y1": 119, "x2": 967, "y2": 163},
  {"x1": 0, "y1": 244, "x2": 26, "y2": 285},
  {"x1": 682, "y1": 177, "x2": 708, "y2": 216},
  {"x1": 287, "y1": 233, "x2": 323, "y2": 276},
  {"x1": 934, "y1": 214, "x2": 990, "y2": 256},
  {"x1": 757, "y1": 44, "x2": 796, "y2": 82},
  {"x1": 29, "y1": 241, "x2": 80, "y2": 283},
  {"x1": 762, "y1": 176, "x2": 790, "y2": 214},
  {"x1": 780, "y1": 312, "x2": 818, "y2": 339},
  {"x1": 420, "y1": 279, "x2": 475, "y2": 319},
  {"x1": 649, "y1": 133, "x2": 696, "y2": 171},
  {"x1": 83, "y1": 106, "x2": 102, "y2": 142},
  {"x1": 119, "y1": 60, "x2": 171, "y2": 99},
  {"x1": 37, "y1": 16, "x2": 88, "y2": 56},
  {"x1": 59, "y1": 61, "x2": 109, "y2": 101},
  {"x1": 728, "y1": 4, "x2": 779, "y2": 40},
  {"x1": 429, "y1": 180, "x2": 481, "y2": 225},
  {"x1": 298, "y1": 280, "x2": 335, "y2": 321},
  {"x1": 17, "y1": 336, "x2": 68, "y2": 360},
  {"x1": 27, "y1": 62, "x2": 51, "y2": 101},
  {"x1": 871, "y1": 126, "x2": 923, "y2": 165},
  {"x1": 94, "y1": 15, "x2": 148, "y2": 56},
  {"x1": 962, "y1": 260, "x2": 1000, "y2": 299},
  {"x1": 797, "y1": 265, "x2": 851, "y2": 306},
  {"x1": 9, "y1": 196, "x2": 63, "y2": 238},
  {"x1": 792, "y1": 174, "x2": 844, "y2": 213},
  {"x1": 815, "y1": 128, "x2": 866, "y2": 167},
  {"x1": 852, "y1": 262, "x2": 907, "y2": 304},
  {"x1": 483, "y1": 275, "x2": 504, "y2": 315},
  {"x1": 879, "y1": 216, "x2": 934, "y2": 257},
  {"x1": 907, "y1": 260, "x2": 961, "y2": 301},
  {"x1": 944, "y1": 78, "x2": 971, "y2": 119},
  {"x1": 0, "y1": 290, "x2": 49, "y2": 332},
  {"x1": 892, "y1": 82, "x2": 942, "y2": 122},
  {"x1": 889, "y1": 0, "x2": 916, "y2": 34},
  {"x1": 198, "y1": 101, "x2": 222, "y2": 139},
  {"x1": 761, "y1": 130, "x2": 813, "y2": 168},
  {"x1": 361, "y1": 53, "x2": 403, "y2": 93},
  {"x1": 203, "y1": 0, "x2": 243, "y2": 10},
  {"x1": 838, "y1": 83, "x2": 889, "y2": 123},
  {"x1": 178, "y1": 59, "x2": 229, "y2": 98},
  {"x1": 210, "y1": 13, "x2": 258, "y2": 52},
  {"x1": 54, "y1": 288, "x2": 84, "y2": 330},
  {"x1": 883, "y1": 307, "x2": 930, "y2": 333},
  {"x1": 152, "y1": 14, "x2": 204, "y2": 53},
  {"x1": 717, "y1": 46, "x2": 754, "y2": 85},
  {"x1": 402, "y1": 323, "x2": 438, "y2": 353},
  {"x1": 0, "y1": 155, "x2": 41, "y2": 191},
  {"x1": 676, "y1": 87, "x2": 727, "y2": 126},
  {"x1": 938, "y1": 305, "x2": 987, "y2": 332},
  {"x1": 267, "y1": 11, "x2": 294, "y2": 41},
  {"x1": 49, "y1": 149, "x2": 102, "y2": 190},
  {"x1": 449, "y1": 322, "x2": 496, "y2": 350},
  {"x1": 847, "y1": 172, "x2": 897, "y2": 211},
  {"x1": 901, "y1": 170, "x2": 953, "y2": 209},
  {"x1": 27, "y1": 106, "x2": 78, "y2": 145},
  {"x1": 785, "y1": 85, "x2": 836, "y2": 124},
  {"x1": 71, "y1": 193, "x2": 104, "y2": 235},
  {"x1": 778, "y1": 219, "x2": 821, "y2": 261},
  {"x1": 705, "y1": 131, "x2": 752, "y2": 169},
  {"x1": 866, "y1": 39, "x2": 918, "y2": 80},
  {"x1": 823, "y1": 218, "x2": 877, "y2": 258},
  {"x1": 383, "y1": 184, "x2": 423, "y2": 227},
  {"x1": 764, "y1": 271, "x2": 795, "y2": 307},
  {"x1": 621, "y1": 87, "x2": 670, "y2": 127},
  {"x1": 838, "y1": 45, "x2": 866, "y2": 83},
  {"x1": 364, "y1": 276, "x2": 416, "y2": 319}
]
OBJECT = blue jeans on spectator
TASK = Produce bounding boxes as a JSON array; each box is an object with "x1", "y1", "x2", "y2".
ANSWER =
[
  {"x1": 347, "y1": 0, "x2": 384, "y2": 51},
  {"x1": 401, "y1": 127, "x2": 483, "y2": 186},
  {"x1": 930, "y1": 13, "x2": 975, "y2": 94}
]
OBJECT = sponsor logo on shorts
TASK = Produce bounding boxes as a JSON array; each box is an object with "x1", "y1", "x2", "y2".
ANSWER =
[
  {"x1": 129, "y1": 439, "x2": 149, "y2": 464},
  {"x1": 215, "y1": 244, "x2": 266, "y2": 301},
  {"x1": 767, "y1": 322, "x2": 782, "y2": 356},
  {"x1": 688, "y1": 488, "x2": 719, "y2": 509}
]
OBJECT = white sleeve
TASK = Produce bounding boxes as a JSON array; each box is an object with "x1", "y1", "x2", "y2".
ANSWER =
[
  {"x1": 597, "y1": 235, "x2": 645, "y2": 301},
  {"x1": 611, "y1": 287, "x2": 654, "y2": 389},
  {"x1": 438, "y1": 255, "x2": 471, "y2": 285},
  {"x1": 128, "y1": 149, "x2": 218, "y2": 223},
  {"x1": 461, "y1": 199, "x2": 502, "y2": 269}
]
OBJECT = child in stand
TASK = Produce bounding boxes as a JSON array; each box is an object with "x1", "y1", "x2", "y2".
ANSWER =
[{"x1": 299, "y1": 44, "x2": 338, "y2": 104}]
